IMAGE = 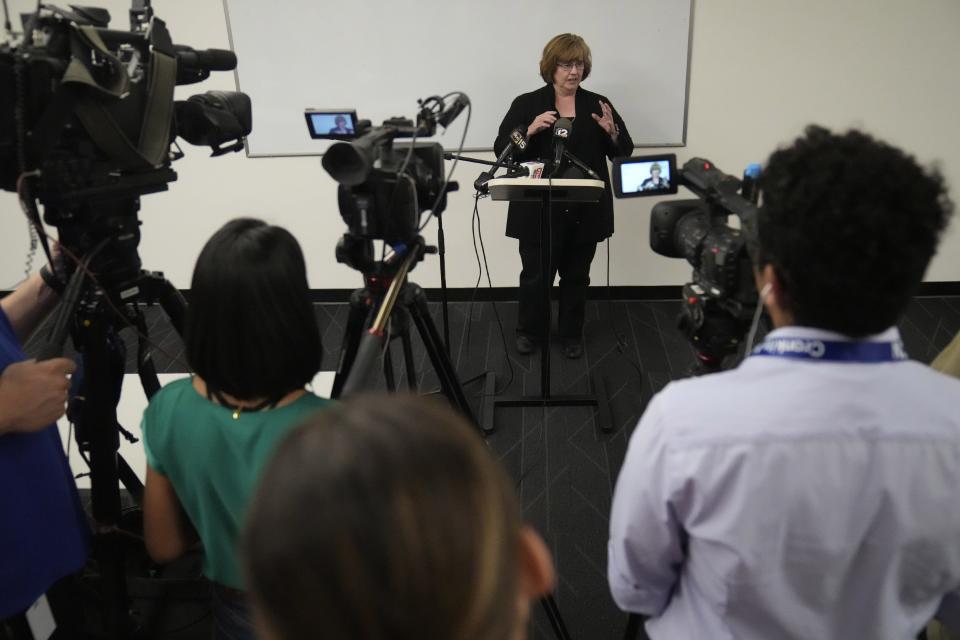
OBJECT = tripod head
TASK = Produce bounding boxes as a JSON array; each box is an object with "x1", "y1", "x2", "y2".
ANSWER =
[{"x1": 335, "y1": 233, "x2": 437, "y2": 282}]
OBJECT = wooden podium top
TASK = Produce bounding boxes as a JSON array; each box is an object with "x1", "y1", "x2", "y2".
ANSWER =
[{"x1": 487, "y1": 177, "x2": 605, "y2": 203}]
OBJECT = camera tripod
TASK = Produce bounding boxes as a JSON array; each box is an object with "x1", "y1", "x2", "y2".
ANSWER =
[
  {"x1": 331, "y1": 239, "x2": 475, "y2": 423},
  {"x1": 37, "y1": 232, "x2": 190, "y2": 638},
  {"x1": 331, "y1": 239, "x2": 575, "y2": 640}
]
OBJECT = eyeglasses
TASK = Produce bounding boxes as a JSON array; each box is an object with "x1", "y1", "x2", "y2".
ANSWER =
[{"x1": 557, "y1": 61, "x2": 585, "y2": 71}]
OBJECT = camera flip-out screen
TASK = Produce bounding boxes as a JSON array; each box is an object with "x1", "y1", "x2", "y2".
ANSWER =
[
  {"x1": 305, "y1": 109, "x2": 358, "y2": 140},
  {"x1": 612, "y1": 154, "x2": 678, "y2": 198}
]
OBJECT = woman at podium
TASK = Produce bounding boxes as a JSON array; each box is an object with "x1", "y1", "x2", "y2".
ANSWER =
[{"x1": 494, "y1": 33, "x2": 633, "y2": 359}]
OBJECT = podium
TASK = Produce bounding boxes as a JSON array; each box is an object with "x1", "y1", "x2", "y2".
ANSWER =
[{"x1": 484, "y1": 177, "x2": 614, "y2": 434}]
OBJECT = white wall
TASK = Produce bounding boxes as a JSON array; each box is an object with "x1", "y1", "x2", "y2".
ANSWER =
[
  {"x1": 225, "y1": 0, "x2": 691, "y2": 153},
  {"x1": 3, "y1": 0, "x2": 959, "y2": 292}
]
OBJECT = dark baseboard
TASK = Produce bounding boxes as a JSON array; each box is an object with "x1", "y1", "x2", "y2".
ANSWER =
[
  {"x1": 6, "y1": 282, "x2": 959, "y2": 302},
  {"x1": 303, "y1": 281, "x2": 960, "y2": 303},
  {"x1": 917, "y1": 281, "x2": 960, "y2": 297},
  {"x1": 303, "y1": 285, "x2": 685, "y2": 303}
]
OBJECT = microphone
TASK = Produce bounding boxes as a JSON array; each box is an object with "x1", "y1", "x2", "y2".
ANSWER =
[
  {"x1": 437, "y1": 94, "x2": 470, "y2": 129},
  {"x1": 474, "y1": 127, "x2": 528, "y2": 192},
  {"x1": 173, "y1": 45, "x2": 237, "y2": 85},
  {"x1": 551, "y1": 117, "x2": 572, "y2": 172},
  {"x1": 508, "y1": 126, "x2": 528, "y2": 155}
]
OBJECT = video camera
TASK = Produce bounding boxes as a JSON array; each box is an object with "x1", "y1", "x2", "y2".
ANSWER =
[
  {"x1": 1, "y1": 1, "x2": 251, "y2": 288},
  {"x1": 0, "y1": 4, "x2": 253, "y2": 634},
  {"x1": 613, "y1": 154, "x2": 762, "y2": 371},
  {"x1": 310, "y1": 94, "x2": 467, "y2": 273}
]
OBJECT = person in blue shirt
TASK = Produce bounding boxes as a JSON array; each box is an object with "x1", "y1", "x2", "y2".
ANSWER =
[{"x1": 0, "y1": 267, "x2": 88, "y2": 638}]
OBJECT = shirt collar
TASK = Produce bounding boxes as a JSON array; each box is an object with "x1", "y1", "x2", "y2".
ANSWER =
[{"x1": 764, "y1": 325, "x2": 902, "y2": 344}]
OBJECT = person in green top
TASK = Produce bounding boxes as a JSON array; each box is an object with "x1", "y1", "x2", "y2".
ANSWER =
[{"x1": 141, "y1": 218, "x2": 328, "y2": 640}]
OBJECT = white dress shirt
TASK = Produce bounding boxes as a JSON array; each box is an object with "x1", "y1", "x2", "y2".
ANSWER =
[{"x1": 609, "y1": 326, "x2": 960, "y2": 640}]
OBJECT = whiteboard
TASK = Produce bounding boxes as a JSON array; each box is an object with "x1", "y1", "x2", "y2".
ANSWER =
[{"x1": 223, "y1": 0, "x2": 692, "y2": 156}]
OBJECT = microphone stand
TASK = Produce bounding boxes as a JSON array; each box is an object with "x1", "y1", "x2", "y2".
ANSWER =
[
  {"x1": 443, "y1": 153, "x2": 525, "y2": 172},
  {"x1": 563, "y1": 149, "x2": 601, "y2": 180},
  {"x1": 444, "y1": 153, "x2": 529, "y2": 194},
  {"x1": 428, "y1": 154, "x2": 525, "y2": 355}
]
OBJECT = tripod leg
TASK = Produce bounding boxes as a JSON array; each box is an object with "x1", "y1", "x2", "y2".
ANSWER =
[
  {"x1": 401, "y1": 323, "x2": 418, "y2": 392},
  {"x1": 333, "y1": 290, "x2": 373, "y2": 399},
  {"x1": 141, "y1": 270, "x2": 188, "y2": 337},
  {"x1": 405, "y1": 286, "x2": 477, "y2": 426},
  {"x1": 436, "y1": 214, "x2": 451, "y2": 354},
  {"x1": 623, "y1": 613, "x2": 642, "y2": 640},
  {"x1": 74, "y1": 302, "x2": 131, "y2": 637},
  {"x1": 133, "y1": 307, "x2": 162, "y2": 399},
  {"x1": 118, "y1": 455, "x2": 144, "y2": 506},
  {"x1": 540, "y1": 594, "x2": 574, "y2": 640},
  {"x1": 383, "y1": 338, "x2": 397, "y2": 392}
]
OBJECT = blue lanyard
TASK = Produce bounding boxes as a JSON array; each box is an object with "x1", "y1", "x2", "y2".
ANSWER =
[{"x1": 751, "y1": 337, "x2": 908, "y2": 363}]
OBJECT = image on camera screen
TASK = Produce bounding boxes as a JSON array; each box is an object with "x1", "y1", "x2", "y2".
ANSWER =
[
  {"x1": 305, "y1": 110, "x2": 358, "y2": 139},
  {"x1": 624, "y1": 160, "x2": 671, "y2": 192},
  {"x1": 612, "y1": 154, "x2": 678, "y2": 198}
]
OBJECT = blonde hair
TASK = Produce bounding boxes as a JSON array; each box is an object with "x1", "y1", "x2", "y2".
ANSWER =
[{"x1": 540, "y1": 33, "x2": 592, "y2": 84}]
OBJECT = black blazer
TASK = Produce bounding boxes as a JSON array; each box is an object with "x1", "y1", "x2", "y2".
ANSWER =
[{"x1": 494, "y1": 84, "x2": 633, "y2": 243}]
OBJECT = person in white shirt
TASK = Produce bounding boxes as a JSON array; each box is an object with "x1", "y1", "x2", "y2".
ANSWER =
[{"x1": 608, "y1": 125, "x2": 960, "y2": 640}]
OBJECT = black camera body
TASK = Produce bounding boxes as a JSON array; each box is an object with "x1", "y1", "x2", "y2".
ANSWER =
[
  {"x1": 649, "y1": 159, "x2": 758, "y2": 299},
  {"x1": 318, "y1": 98, "x2": 463, "y2": 274},
  {"x1": 613, "y1": 155, "x2": 761, "y2": 370},
  {"x1": 332, "y1": 136, "x2": 447, "y2": 247},
  {"x1": 1, "y1": 3, "x2": 251, "y2": 288}
]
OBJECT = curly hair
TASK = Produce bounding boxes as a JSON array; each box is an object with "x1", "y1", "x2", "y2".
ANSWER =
[{"x1": 757, "y1": 125, "x2": 954, "y2": 336}]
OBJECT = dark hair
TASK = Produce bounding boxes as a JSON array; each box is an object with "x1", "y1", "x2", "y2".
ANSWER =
[
  {"x1": 184, "y1": 218, "x2": 321, "y2": 399},
  {"x1": 539, "y1": 33, "x2": 592, "y2": 84},
  {"x1": 757, "y1": 125, "x2": 954, "y2": 336},
  {"x1": 242, "y1": 394, "x2": 522, "y2": 640}
]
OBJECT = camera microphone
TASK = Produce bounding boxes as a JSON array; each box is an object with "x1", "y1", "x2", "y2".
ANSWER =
[
  {"x1": 173, "y1": 45, "x2": 237, "y2": 84},
  {"x1": 551, "y1": 117, "x2": 572, "y2": 173},
  {"x1": 437, "y1": 94, "x2": 470, "y2": 129},
  {"x1": 474, "y1": 126, "x2": 527, "y2": 192}
]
